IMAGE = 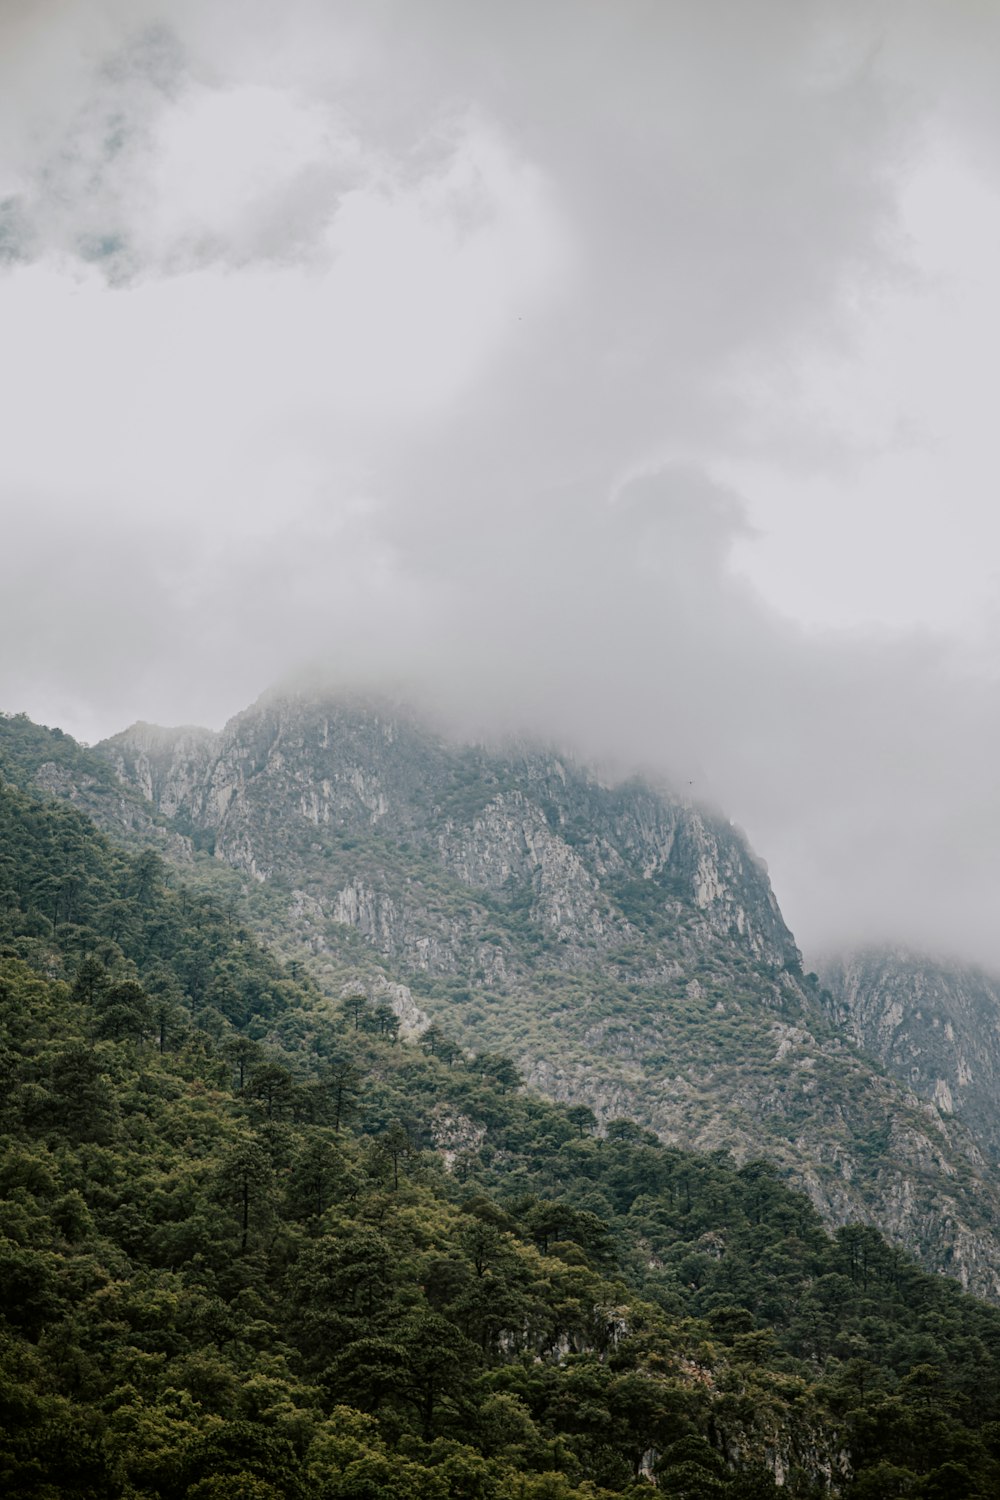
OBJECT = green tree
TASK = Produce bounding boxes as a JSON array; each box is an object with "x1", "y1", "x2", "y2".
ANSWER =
[
  {"x1": 370, "y1": 1122, "x2": 417, "y2": 1192},
  {"x1": 372, "y1": 1001, "x2": 400, "y2": 1041},
  {"x1": 44, "y1": 1045, "x2": 119, "y2": 1142},
  {"x1": 215, "y1": 1135, "x2": 275, "y2": 1253},
  {"x1": 286, "y1": 1135, "x2": 347, "y2": 1221},
  {"x1": 247, "y1": 1062, "x2": 297, "y2": 1121},
  {"x1": 93, "y1": 978, "x2": 154, "y2": 1042},
  {"x1": 224, "y1": 1035, "x2": 263, "y2": 1093},
  {"x1": 321, "y1": 1058, "x2": 363, "y2": 1135},
  {"x1": 566, "y1": 1104, "x2": 598, "y2": 1138}
]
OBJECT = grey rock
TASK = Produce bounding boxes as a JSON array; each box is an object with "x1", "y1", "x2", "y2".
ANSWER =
[{"x1": 819, "y1": 946, "x2": 1000, "y2": 1161}]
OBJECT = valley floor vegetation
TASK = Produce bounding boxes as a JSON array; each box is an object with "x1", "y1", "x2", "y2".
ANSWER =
[{"x1": 2, "y1": 776, "x2": 1000, "y2": 1498}]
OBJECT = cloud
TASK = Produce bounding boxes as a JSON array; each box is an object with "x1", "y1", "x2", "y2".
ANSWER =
[{"x1": 4, "y1": 2, "x2": 1000, "y2": 969}]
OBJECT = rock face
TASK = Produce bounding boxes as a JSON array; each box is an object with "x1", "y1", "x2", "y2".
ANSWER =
[
  {"x1": 0, "y1": 712, "x2": 191, "y2": 862},
  {"x1": 819, "y1": 947, "x2": 1000, "y2": 1162},
  {"x1": 101, "y1": 691, "x2": 799, "y2": 969},
  {"x1": 85, "y1": 689, "x2": 1000, "y2": 1298}
]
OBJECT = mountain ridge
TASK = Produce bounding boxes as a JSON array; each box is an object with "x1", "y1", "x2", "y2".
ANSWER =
[
  {"x1": 99, "y1": 689, "x2": 801, "y2": 969},
  {"x1": 6, "y1": 693, "x2": 1000, "y2": 1298}
]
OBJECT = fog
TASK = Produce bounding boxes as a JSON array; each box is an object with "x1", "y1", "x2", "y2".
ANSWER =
[{"x1": 3, "y1": 1, "x2": 1000, "y2": 967}]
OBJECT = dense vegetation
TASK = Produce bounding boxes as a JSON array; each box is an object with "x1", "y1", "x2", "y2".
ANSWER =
[
  {"x1": 3, "y1": 773, "x2": 1000, "y2": 1496},
  {"x1": 54, "y1": 696, "x2": 1000, "y2": 1299}
]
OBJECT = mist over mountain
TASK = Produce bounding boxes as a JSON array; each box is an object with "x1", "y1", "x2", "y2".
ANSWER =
[
  {"x1": 5, "y1": 3, "x2": 1000, "y2": 977},
  {"x1": 6, "y1": 685, "x2": 997, "y2": 1297},
  {"x1": 7, "y1": 5, "x2": 1000, "y2": 1492}
]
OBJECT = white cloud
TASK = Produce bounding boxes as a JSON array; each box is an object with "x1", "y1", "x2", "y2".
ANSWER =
[
  {"x1": 725, "y1": 137, "x2": 1000, "y2": 632},
  {"x1": 4, "y1": 1, "x2": 1000, "y2": 971},
  {"x1": 140, "y1": 82, "x2": 354, "y2": 268}
]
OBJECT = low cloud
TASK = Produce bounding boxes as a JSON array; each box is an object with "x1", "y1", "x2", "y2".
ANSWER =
[{"x1": 3, "y1": 2, "x2": 1000, "y2": 970}]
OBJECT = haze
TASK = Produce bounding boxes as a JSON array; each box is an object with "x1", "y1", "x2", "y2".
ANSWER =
[{"x1": 3, "y1": 0, "x2": 1000, "y2": 969}]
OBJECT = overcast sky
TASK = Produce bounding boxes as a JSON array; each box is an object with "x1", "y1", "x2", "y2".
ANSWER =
[{"x1": 3, "y1": 0, "x2": 1000, "y2": 968}]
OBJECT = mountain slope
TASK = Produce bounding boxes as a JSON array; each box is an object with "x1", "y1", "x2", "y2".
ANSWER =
[
  {"x1": 819, "y1": 947, "x2": 1000, "y2": 1162},
  {"x1": 6, "y1": 767, "x2": 1000, "y2": 1497},
  {"x1": 0, "y1": 709, "x2": 192, "y2": 861},
  {"x1": 74, "y1": 688, "x2": 1000, "y2": 1300}
]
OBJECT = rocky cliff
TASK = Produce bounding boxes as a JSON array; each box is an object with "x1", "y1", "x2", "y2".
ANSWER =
[
  {"x1": 101, "y1": 692, "x2": 797, "y2": 967},
  {"x1": 819, "y1": 947, "x2": 1000, "y2": 1163},
  {"x1": 0, "y1": 710, "x2": 191, "y2": 861}
]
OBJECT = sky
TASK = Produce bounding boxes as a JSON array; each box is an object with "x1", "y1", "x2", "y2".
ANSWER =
[{"x1": 3, "y1": 0, "x2": 1000, "y2": 968}]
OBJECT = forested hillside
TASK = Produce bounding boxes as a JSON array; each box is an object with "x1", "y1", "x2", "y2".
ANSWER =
[
  {"x1": 3, "y1": 771, "x2": 1000, "y2": 1496},
  {"x1": 84, "y1": 691, "x2": 1000, "y2": 1299}
]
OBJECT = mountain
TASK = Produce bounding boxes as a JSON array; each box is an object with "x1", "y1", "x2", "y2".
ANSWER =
[
  {"x1": 7, "y1": 766, "x2": 1000, "y2": 1496},
  {"x1": 819, "y1": 947, "x2": 1000, "y2": 1163},
  {"x1": 18, "y1": 685, "x2": 976, "y2": 1301},
  {"x1": 0, "y1": 709, "x2": 192, "y2": 861},
  {"x1": 6, "y1": 694, "x2": 1000, "y2": 1297}
]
